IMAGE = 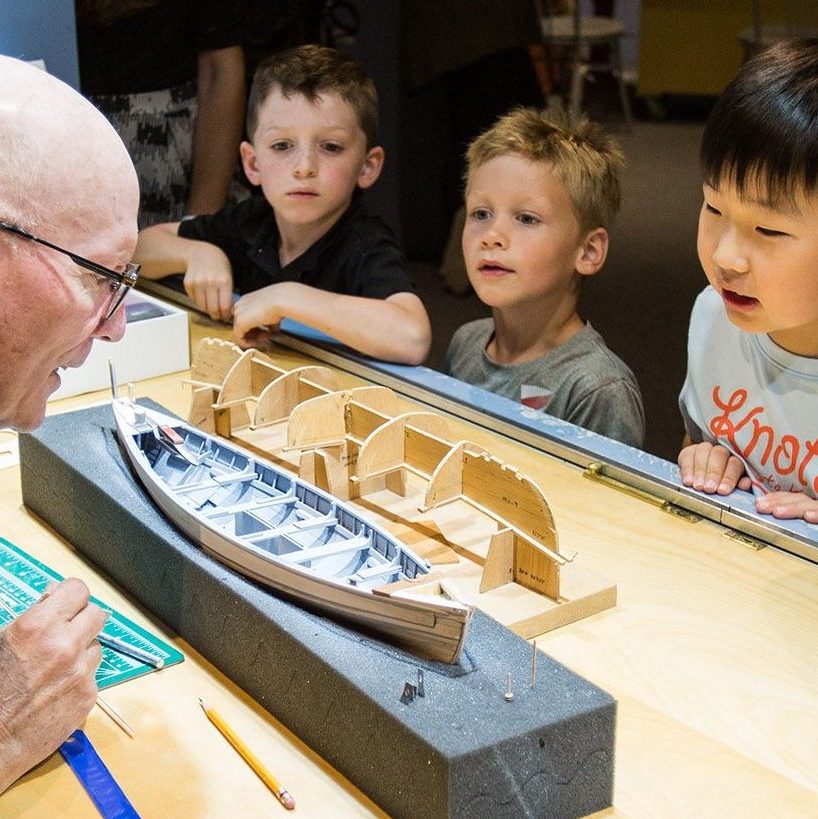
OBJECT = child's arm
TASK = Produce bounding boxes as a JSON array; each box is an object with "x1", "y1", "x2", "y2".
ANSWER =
[
  {"x1": 135, "y1": 223, "x2": 234, "y2": 321},
  {"x1": 677, "y1": 436, "x2": 752, "y2": 495},
  {"x1": 231, "y1": 282, "x2": 431, "y2": 365}
]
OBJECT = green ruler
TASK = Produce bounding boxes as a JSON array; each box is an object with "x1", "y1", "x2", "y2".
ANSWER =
[{"x1": 0, "y1": 536, "x2": 183, "y2": 688}]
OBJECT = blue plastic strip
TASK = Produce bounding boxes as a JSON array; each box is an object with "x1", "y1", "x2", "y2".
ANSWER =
[{"x1": 59, "y1": 731, "x2": 140, "y2": 818}]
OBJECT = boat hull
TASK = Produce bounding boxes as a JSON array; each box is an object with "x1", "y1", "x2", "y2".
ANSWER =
[{"x1": 114, "y1": 400, "x2": 471, "y2": 663}]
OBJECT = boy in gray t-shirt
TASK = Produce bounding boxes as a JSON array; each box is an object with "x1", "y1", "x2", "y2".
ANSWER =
[{"x1": 445, "y1": 108, "x2": 644, "y2": 447}]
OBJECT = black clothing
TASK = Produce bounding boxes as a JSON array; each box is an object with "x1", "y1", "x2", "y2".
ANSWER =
[
  {"x1": 76, "y1": 0, "x2": 244, "y2": 95},
  {"x1": 177, "y1": 195, "x2": 415, "y2": 298}
]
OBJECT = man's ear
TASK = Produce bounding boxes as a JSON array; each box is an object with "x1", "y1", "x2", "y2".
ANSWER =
[
  {"x1": 357, "y1": 146, "x2": 385, "y2": 190},
  {"x1": 240, "y1": 141, "x2": 261, "y2": 186},
  {"x1": 575, "y1": 227, "x2": 609, "y2": 277}
]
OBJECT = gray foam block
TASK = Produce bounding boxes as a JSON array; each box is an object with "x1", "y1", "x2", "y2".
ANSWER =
[{"x1": 19, "y1": 402, "x2": 615, "y2": 818}]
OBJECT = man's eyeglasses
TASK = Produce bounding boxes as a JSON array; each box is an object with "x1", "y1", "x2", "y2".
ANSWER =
[{"x1": 0, "y1": 220, "x2": 139, "y2": 321}]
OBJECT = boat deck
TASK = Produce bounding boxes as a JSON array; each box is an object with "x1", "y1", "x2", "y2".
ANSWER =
[{"x1": 141, "y1": 424, "x2": 427, "y2": 589}]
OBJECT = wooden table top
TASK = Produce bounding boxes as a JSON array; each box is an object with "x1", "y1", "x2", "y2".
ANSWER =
[{"x1": 2, "y1": 313, "x2": 817, "y2": 817}]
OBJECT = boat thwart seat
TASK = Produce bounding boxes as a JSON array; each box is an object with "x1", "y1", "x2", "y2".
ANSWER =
[{"x1": 278, "y1": 533, "x2": 371, "y2": 565}]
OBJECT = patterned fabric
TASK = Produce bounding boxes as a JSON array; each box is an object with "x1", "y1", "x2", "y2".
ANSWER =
[
  {"x1": 90, "y1": 81, "x2": 247, "y2": 228},
  {"x1": 90, "y1": 82, "x2": 197, "y2": 228}
]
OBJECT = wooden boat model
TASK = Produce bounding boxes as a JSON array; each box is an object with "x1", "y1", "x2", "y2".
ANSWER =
[{"x1": 113, "y1": 398, "x2": 472, "y2": 663}]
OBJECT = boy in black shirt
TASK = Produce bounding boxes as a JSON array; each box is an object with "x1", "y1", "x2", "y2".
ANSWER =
[{"x1": 136, "y1": 45, "x2": 431, "y2": 364}]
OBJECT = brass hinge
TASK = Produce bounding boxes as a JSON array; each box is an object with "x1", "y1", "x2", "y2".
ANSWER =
[
  {"x1": 583, "y1": 462, "x2": 701, "y2": 522},
  {"x1": 722, "y1": 529, "x2": 767, "y2": 551}
]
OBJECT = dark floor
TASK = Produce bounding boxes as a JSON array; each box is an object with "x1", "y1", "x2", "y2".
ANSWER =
[{"x1": 411, "y1": 117, "x2": 706, "y2": 462}]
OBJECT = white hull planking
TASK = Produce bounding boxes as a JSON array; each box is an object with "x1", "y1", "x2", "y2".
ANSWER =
[{"x1": 115, "y1": 401, "x2": 471, "y2": 663}]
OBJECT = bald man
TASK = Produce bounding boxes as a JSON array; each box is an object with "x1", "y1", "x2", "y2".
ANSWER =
[{"x1": 0, "y1": 56, "x2": 140, "y2": 792}]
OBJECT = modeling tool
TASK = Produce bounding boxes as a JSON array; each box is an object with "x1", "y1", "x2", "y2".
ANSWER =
[
  {"x1": 531, "y1": 639, "x2": 538, "y2": 687},
  {"x1": 98, "y1": 630, "x2": 165, "y2": 668}
]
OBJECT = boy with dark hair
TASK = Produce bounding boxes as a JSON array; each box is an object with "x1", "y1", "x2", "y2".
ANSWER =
[
  {"x1": 678, "y1": 39, "x2": 818, "y2": 522},
  {"x1": 136, "y1": 44, "x2": 431, "y2": 365},
  {"x1": 445, "y1": 107, "x2": 644, "y2": 446}
]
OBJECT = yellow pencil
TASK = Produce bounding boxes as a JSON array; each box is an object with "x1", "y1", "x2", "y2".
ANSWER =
[{"x1": 198, "y1": 698, "x2": 295, "y2": 810}]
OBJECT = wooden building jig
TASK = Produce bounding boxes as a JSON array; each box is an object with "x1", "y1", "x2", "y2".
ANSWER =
[{"x1": 184, "y1": 338, "x2": 616, "y2": 636}]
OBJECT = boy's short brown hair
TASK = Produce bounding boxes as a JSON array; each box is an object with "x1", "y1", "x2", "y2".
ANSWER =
[
  {"x1": 247, "y1": 44, "x2": 379, "y2": 148},
  {"x1": 465, "y1": 108, "x2": 623, "y2": 232}
]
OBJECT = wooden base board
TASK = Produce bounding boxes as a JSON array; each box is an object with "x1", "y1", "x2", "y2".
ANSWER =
[
  {"x1": 474, "y1": 562, "x2": 617, "y2": 638},
  {"x1": 344, "y1": 479, "x2": 617, "y2": 637},
  {"x1": 222, "y1": 422, "x2": 616, "y2": 637}
]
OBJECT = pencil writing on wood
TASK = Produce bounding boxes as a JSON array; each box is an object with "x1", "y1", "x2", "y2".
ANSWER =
[
  {"x1": 0, "y1": 592, "x2": 135, "y2": 738},
  {"x1": 198, "y1": 698, "x2": 295, "y2": 810}
]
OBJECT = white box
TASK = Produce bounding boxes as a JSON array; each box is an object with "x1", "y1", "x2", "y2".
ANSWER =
[{"x1": 50, "y1": 290, "x2": 190, "y2": 400}]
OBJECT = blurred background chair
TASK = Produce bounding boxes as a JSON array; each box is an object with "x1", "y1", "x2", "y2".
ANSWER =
[
  {"x1": 738, "y1": 0, "x2": 818, "y2": 62},
  {"x1": 535, "y1": 0, "x2": 632, "y2": 128}
]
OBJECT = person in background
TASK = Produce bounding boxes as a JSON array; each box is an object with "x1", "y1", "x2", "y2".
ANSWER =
[
  {"x1": 135, "y1": 45, "x2": 432, "y2": 365},
  {"x1": 401, "y1": 0, "x2": 545, "y2": 289},
  {"x1": 0, "y1": 56, "x2": 140, "y2": 791},
  {"x1": 445, "y1": 107, "x2": 644, "y2": 447},
  {"x1": 75, "y1": 0, "x2": 247, "y2": 227},
  {"x1": 678, "y1": 39, "x2": 818, "y2": 523}
]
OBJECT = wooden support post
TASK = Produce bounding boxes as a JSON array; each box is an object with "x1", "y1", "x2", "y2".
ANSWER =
[
  {"x1": 385, "y1": 470, "x2": 407, "y2": 496},
  {"x1": 214, "y1": 406, "x2": 232, "y2": 439},
  {"x1": 514, "y1": 534, "x2": 561, "y2": 601},
  {"x1": 479, "y1": 528, "x2": 515, "y2": 593},
  {"x1": 187, "y1": 385, "x2": 220, "y2": 432},
  {"x1": 312, "y1": 446, "x2": 350, "y2": 500}
]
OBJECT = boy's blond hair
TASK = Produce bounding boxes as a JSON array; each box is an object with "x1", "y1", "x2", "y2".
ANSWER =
[
  {"x1": 247, "y1": 44, "x2": 379, "y2": 149},
  {"x1": 465, "y1": 108, "x2": 623, "y2": 232}
]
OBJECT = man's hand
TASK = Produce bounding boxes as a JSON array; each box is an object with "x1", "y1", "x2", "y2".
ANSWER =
[
  {"x1": 678, "y1": 441, "x2": 752, "y2": 495},
  {"x1": 183, "y1": 243, "x2": 234, "y2": 322},
  {"x1": 0, "y1": 579, "x2": 106, "y2": 793},
  {"x1": 755, "y1": 491, "x2": 818, "y2": 523}
]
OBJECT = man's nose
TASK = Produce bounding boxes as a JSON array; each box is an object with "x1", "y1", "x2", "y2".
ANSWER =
[{"x1": 95, "y1": 306, "x2": 126, "y2": 343}]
